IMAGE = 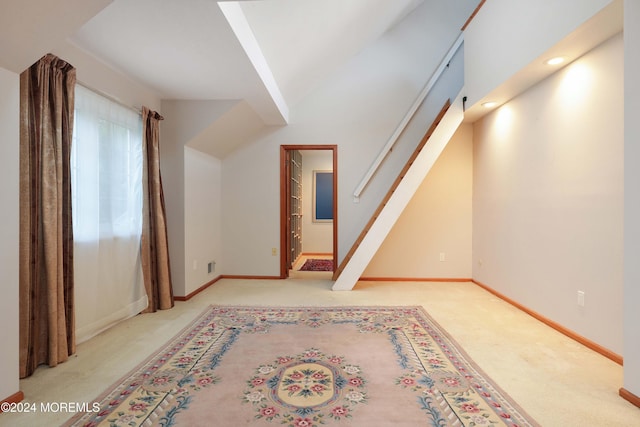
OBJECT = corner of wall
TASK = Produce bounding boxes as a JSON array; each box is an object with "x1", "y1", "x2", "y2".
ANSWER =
[{"x1": 0, "y1": 66, "x2": 20, "y2": 403}]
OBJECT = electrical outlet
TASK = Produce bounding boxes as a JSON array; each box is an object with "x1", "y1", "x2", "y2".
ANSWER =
[
  {"x1": 577, "y1": 291, "x2": 585, "y2": 307},
  {"x1": 272, "y1": 247, "x2": 277, "y2": 256}
]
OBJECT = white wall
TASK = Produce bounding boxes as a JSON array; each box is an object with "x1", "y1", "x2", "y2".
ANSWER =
[
  {"x1": 53, "y1": 41, "x2": 161, "y2": 113},
  {"x1": 301, "y1": 150, "x2": 333, "y2": 254},
  {"x1": 221, "y1": 1, "x2": 475, "y2": 275},
  {"x1": 161, "y1": 100, "x2": 236, "y2": 294},
  {"x1": 464, "y1": 0, "x2": 613, "y2": 107},
  {"x1": 623, "y1": 0, "x2": 640, "y2": 399},
  {"x1": 0, "y1": 66, "x2": 19, "y2": 402},
  {"x1": 473, "y1": 34, "x2": 623, "y2": 353},
  {"x1": 157, "y1": 102, "x2": 186, "y2": 296},
  {"x1": 364, "y1": 123, "x2": 472, "y2": 278},
  {"x1": 185, "y1": 147, "x2": 222, "y2": 295},
  {"x1": 221, "y1": 137, "x2": 280, "y2": 275}
]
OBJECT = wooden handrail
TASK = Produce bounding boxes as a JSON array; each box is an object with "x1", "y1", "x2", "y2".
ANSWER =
[
  {"x1": 333, "y1": 99, "x2": 451, "y2": 280},
  {"x1": 353, "y1": 33, "x2": 463, "y2": 201},
  {"x1": 461, "y1": 0, "x2": 486, "y2": 31}
]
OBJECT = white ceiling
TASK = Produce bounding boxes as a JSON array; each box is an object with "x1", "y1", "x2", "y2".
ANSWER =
[
  {"x1": 0, "y1": 0, "x2": 112, "y2": 72},
  {"x1": 2, "y1": 1, "x2": 620, "y2": 157},
  {"x1": 71, "y1": 0, "x2": 276, "y2": 118},
  {"x1": 240, "y1": 0, "x2": 422, "y2": 106},
  {"x1": 67, "y1": 0, "x2": 423, "y2": 124}
]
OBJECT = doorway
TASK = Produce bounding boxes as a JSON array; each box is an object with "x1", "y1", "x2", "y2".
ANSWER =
[{"x1": 280, "y1": 145, "x2": 337, "y2": 278}]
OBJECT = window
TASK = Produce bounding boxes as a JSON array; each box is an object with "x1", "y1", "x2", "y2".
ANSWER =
[
  {"x1": 71, "y1": 85, "x2": 143, "y2": 240},
  {"x1": 71, "y1": 84, "x2": 148, "y2": 343}
]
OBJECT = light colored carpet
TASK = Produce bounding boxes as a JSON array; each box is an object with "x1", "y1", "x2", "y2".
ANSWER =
[{"x1": 4, "y1": 279, "x2": 639, "y2": 426}]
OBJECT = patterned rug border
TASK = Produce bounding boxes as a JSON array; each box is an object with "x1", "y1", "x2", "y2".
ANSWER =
[
  {"x1": 65, "y1": 305, "x2": 539, "y2": 426},
  {"x1": 64, "y1": 306, "x2": 220, "y2": 426}
]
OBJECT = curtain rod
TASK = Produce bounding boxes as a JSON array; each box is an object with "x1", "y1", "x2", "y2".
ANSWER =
[{"x1": 76, "y1": 80, "x2": 143, "y2": 116}]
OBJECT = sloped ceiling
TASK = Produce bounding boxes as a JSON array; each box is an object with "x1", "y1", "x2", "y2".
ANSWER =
[
  {"x1": 68, "y1": 0, "x2": 423, "y2": 126},
  {"x1": 0, "y1": 0, "x2": 112, "y2": 72},
  {"x1": 0, "y1": 0, "x2": 451, "y2": 157},
  {"x1": 1, "y1": 1, "x2": 619, "y2": 158},
  {"x1": 0, "y1": 0, "x2": 432, "y2": 156},
  {"x1": 240, "y1": 0, "x2": 423, "y2": 106}
]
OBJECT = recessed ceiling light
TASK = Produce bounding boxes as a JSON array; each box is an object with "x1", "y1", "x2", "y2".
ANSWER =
[
  {"x1": 546, "y1": 57, "x2": 565, "y2": 65},
  {"x1": 482, "y1": 101, "x2": 497, "y2": 108}
]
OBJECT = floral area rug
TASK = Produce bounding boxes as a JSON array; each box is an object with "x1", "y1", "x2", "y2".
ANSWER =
[
  {"x1": 299, "y1": 259, "x2": 333, "y2": 271},
  {"x1": 66, "y1": 306, "x2": 539, "y2": 427}
]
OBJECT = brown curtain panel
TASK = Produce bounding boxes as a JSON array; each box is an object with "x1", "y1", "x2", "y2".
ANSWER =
[
  {"x1": 141, "y1": 107, "x2": 174, "y2": 312},
  {"x1": 19, "y1": 54, "x2": 76, "y2": 378}
]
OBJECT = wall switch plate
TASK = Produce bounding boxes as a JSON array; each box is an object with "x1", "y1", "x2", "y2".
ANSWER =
[
  {"x1": 439, "y1": 252, "x2": 446, "y2": 262},
  {"x1": 272, "y1": 247, "x2": 277, "y2": 256},
  {"x1": 577, "y1": 291, "x2": 585, "y2": 307}
]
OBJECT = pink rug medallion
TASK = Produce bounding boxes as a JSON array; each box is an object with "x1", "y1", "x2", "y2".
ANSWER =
[
  {"x1": 243, "y1": 348, "x2": 366, "y2": 424},
  {"x1": 65, "y1": 306, "x2": 539, "y2": 427},
  {"x1": 299, "y1": 258, "x2": 333, "y2": 271}
]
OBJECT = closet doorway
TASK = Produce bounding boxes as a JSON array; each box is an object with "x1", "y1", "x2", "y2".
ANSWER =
[{"x1": 280, "y1": 145, "x2": 337, "y2": 278}]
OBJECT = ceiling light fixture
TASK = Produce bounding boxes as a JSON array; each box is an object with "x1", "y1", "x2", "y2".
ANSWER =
[
  {"x1": 482, "y1": 101, "x2": 497, "y2": 108},
  {"x1": 546, "y1": 57, "x2": 565, "y2": 65}
]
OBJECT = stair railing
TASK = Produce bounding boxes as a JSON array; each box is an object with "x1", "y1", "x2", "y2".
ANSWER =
[{"x1": 352, "y1": 32, "x2": 464, "y2": 202}]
